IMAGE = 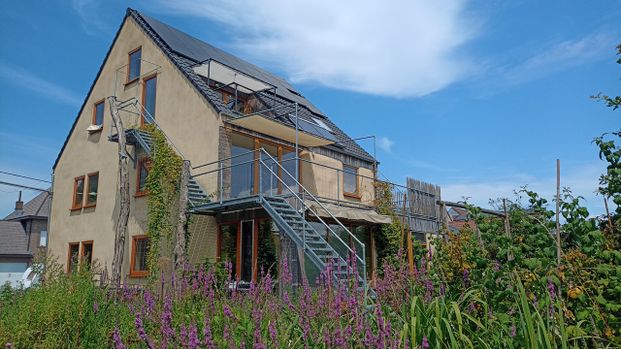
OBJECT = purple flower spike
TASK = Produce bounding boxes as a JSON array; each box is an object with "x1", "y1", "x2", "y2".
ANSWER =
[
  {"x1": 188, "y1": 323, "x2": 200, "y2": 349},
  {"x1": 422, "y1": 336, "x2": 429, "y2": 349},
  {"x1": 112, "y1": 327, "x2": 125, "y2": 349}
]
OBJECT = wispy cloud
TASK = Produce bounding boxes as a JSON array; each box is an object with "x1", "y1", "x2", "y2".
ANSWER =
[
  {"x1": 0, "y1": 131, "x2": 58, "y2": 159},
  {"x1": 154, "y1": 0, "x2": 480, "y2": 97},
  {"x1": 499, "y1": 32, "x2": 617, "y2": 85},
  {"x1": 377, "y1": 136, "x2": 394, "y2": 153},
  {"x1": 71, "y1": 0, "x2": 111, "y2": 37},
  {"x1": 0, "y1": 62, "x2": 81, "y2": 107},
  {"x1": 440, "y1": 162, "x2": 606, "y2": 214}
]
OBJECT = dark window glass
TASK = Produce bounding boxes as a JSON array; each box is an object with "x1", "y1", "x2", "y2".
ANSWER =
[
  {"x1": 137, "y1": 159, "x2": 150, "y2": 194},
  {"x1": 133, "y1": 237, "x2": 149, "y2": 272},
  {"x1": 143, "y1": 76, "x2": 157, "y2": 122},
  {"x1": 81, "y1": 242, "x2": 93, "y2": 270},
  {"x1": 219, "y1": 224, "x2": 237, "y2": 277},
  {"x1": 86, "y1": 173, "x2": 98, "y2": 205},
  {"x1": 281, "y1": 148, "x2": 297, "y2": 192},
  {"x1": 68, "y1": 243, "x2": 79, "y2": 273},
  {"x1": 258, "y1": 220, "x2": 278, "y2": 278},
  {"x1": 94, "y1": 102, "x2": 104, "y2": 126},
  {"x1": 343, "y1": 165, "x2": 358, "y2": 194},
  {"x1": 73, "y1": 177, "x2": 84, "y2": 208},
  {"x1": 230, "y1": 134, "x2": 255, "y2": 198},
  {"x1": 128, "y1": 48, "x2": 141, "y2": 81},
  {"x1": 240, "y1": 221, "x2": 254, "y2": 282},
  {"x1": 259, "y1": 143, "x2": 278, "y2": 195}
]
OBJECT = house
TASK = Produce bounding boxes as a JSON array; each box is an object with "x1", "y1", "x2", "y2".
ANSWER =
[
  {"x1": 48, "y1": 8, "x2": 395, "y2": 288},
  {"x1": 447, "y1": 206, "x2": 477, "y2": 233},
  {"x1": 0, "y1": 191, "x2": 50, "y2": 286}
]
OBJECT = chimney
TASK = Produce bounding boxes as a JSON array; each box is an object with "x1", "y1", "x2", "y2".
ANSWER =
[{"x1": 15, "y1": 191, "x2": 23, "y2": 213}]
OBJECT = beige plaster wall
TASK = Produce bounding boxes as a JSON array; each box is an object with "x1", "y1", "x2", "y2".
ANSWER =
[
  {"x1": 300, "y1": 151, "x2": 375, "y2": 206},
  {"x1": 48, "y1": 16, "x2": 221, "y2": 279}
]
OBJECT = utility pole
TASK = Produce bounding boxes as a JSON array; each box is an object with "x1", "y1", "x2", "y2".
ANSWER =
[{"x1": 108, "y1": 96, "x2": 130, "y2": 287}]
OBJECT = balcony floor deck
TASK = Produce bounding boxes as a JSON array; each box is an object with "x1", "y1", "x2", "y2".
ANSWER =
[{"x1": 189, "y1": 195, "x2": 264, "y2": 215}]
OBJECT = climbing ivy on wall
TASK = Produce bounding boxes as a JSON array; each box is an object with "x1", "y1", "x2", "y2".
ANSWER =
[
  {"x1": 145, "y1": 124, "x2": 183, "y2": 277},
  {"x1": 374, "y1": 181, "x2": 405, "y2": 268}
]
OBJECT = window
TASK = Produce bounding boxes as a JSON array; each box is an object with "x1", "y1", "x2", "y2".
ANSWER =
[
  {"x1": 130, "y1": 235, "x2": 149, "y2": 277},
  {"x1": 141, "y1": 75, "x2": 157, "y2": 124},
  {"x1": 85, "y1": 172, "x2": 99, "y2": 207},
  {"x1": 92, "y1": 100, "x2": 104, "y2": 126},
  {"x1": 218, "y1": 223, "x2": 238, "y2": 278},
  {"x1": 127, "y1": 47, "x2": 141, "y2": 82},
  {"x1": 343, "y1": 165, "x2": 359, "y2": 197},
  {"x1": 136, "y1": 157, "x2": 151, "y2": 196},
  {"x1": 39, "y1": 230, "x2": 47, "y2": 247},
  {"x1": 312, "y1": 117, "x2": 332, "y2": 132},
  {"x1": 72, "y1": 176, "x2": 85, "y2": 209},
  {"x1": 67, "y1": 243, "x2": 79, "y2": 273},
  {"x1": 81, "y1": 241, "x2": 93, "y2": 270}
]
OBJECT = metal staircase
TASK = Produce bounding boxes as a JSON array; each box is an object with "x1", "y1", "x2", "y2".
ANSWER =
[
  {"x1": 191, "y1": 148, "x2": 373, "y2": 296},
  {"x1": 107, "y1": 99, "x2": 210, "y2": 207},
  {"x1": 261, "y1": 196, "x2": 352, "y2": 281}
]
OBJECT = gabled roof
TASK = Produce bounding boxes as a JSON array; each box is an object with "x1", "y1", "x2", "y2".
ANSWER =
[
  {"x1": 130, "y1": 9, "x2": 374, "y2": 163},
  {"x1": 53, "y1": 8, "x2": 374, "y2": 170},
  {"x1": 0, "y1": 221, "x2": 30, "y2": 256},
  {"x1": 138, "y1": 12, "x2": 324, "y2": 117},
  {"x1": 4, "y1": 191, "x2": 51, "y2": 221}
]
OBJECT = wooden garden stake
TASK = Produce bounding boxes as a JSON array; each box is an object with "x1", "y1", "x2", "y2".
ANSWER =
[
  {"x1": 503, "y1": 198, "x2": 512, "y2": 261},
  {"x1": 556, "y1": 159, "x2": 561, "y2": 266}
]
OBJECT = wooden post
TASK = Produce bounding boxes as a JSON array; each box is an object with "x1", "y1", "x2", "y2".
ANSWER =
[
  {"x1": 503, "y1": 198, "x2": 512, "y2": 261},
  {"x1": 604, "y1": 197, "x2": 614, "y2": 232},
  {"x1": 174, "y1": 160, "x2": 190, "y2": 273},
  {"x1": 556, "y1": 159, "x2": 561, "y2": 266},
  {"x1": 402, "y1": 193, "x2": 414, "y2": 272},
  {"x1": 108, "y1": 96, "x2": 130, "y2": 287},
  {"x1": 407, "y1": 228, "x2": 414, "y2": 274},
  {"x1": 400, "y1": 192, "x2": 406, "y2": 250}
]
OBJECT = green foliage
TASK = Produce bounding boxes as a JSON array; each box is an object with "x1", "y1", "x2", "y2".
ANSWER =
[
  {"x1": 0, "y1": 270, "x2": 133, "y2": 348},
  {"x1": 591, "y1": 44, "x2": 621, "y2": 111},
  {"x1": 145, "y1": 125, "x2": 183, "y2": 277},
  {"x1": 373, "y1": 181, "x2": 406, "y2": 268}
]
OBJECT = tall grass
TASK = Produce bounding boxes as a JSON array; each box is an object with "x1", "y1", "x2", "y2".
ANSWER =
[{"x1": 0, "y1": 260, "x2": 615, "y2": 348}]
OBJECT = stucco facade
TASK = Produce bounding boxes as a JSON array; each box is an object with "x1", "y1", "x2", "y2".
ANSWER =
[
  {"x1": 48, "y1": 17, "x2": 221, "y2": 278},
  {"x1": 49, "y1": 10, "x2": 379, "y2": 283}
]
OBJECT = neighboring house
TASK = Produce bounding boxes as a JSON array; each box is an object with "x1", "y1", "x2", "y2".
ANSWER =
[
  {"x1": 447, "y1": 206, "x2": 477, "y2": 233},
  {"x1": 0, "y1": 191, "x2": 50, "y2": 286},
  {"x1": 49, "y1": 8, "x2": 393, "y2": 288}
]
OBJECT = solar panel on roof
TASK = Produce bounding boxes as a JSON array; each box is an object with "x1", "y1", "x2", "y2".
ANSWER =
[
  {"x1": 139, "y1": 12, "x2": 325, "y2": 116},
  {"x1": 293, "y1": 118, "x2": 338, "y2": 142}
]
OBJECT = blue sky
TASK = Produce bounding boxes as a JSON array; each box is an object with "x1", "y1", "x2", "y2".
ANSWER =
[{"x1": 0, "y1": 0, "x2": 619, "y2": 217}]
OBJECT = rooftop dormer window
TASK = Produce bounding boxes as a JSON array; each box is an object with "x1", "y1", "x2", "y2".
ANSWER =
[{"x1": 127, "y1": 47, "x2": 142, "y2": 83}]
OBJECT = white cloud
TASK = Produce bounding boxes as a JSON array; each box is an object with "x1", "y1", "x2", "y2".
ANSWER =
[
  {"x1": 440, "y1": 162, "x2": 606, "y2": 214},
  {"x1": 377, "y1": 136, "x2": 394, "y2": 153},
  {"x1": 0, "y1": 62, "x2": 81, "y2": 107},
  {"x1": 71, "y1": 0, "x2": 112, "y2": 37},
  {"x1": 500, "y1": 32, "x2": 617, "y2": 85},
  {"x1": 154, "y1": 0, "x2": 480, "y2": 97}
]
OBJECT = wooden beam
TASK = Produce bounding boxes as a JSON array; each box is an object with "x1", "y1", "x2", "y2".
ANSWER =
[
  {"x1": 108, "y1": 96, "x2": 130, "y2": 287},
  {"x1": 174, "y1": 160, "x2": 190, "y2": 273}
]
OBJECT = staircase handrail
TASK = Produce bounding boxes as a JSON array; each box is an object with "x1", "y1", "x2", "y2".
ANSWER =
[
  {"x1": 257, "y1": 149, "x2": 366, "y2": 269},
  {"x1": 111, "y1": 97, "x2": 188, "y2": 161}
]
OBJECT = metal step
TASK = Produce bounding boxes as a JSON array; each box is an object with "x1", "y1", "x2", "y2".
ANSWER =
[{"x1": 260, "y1": 196, "x2": 370, "y2": 295}]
